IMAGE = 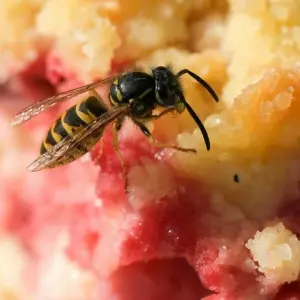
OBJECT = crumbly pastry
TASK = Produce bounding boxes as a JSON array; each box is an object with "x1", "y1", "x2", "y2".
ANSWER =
[{"x1": 2, "y1": 0, "x2": 300, "y2": 299}]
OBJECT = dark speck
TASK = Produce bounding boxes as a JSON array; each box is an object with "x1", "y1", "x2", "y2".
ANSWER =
[{"x1": 233, "y1": 174, "x2": 240, "y2": 183}]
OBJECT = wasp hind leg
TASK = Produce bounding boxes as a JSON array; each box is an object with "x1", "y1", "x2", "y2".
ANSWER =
[
  {"x1": 112, "y1": 118, "x2": 129, "y2": 192},
  {"x1": 136, "y1": 122, "x2": 197, "y2": 154},
  {"x1": 93, "y1": 138, "x2": 104, "y2": 164}
]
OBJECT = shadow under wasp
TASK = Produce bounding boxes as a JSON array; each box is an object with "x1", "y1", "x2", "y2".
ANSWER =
[{"x1": 12, "y1": 66, "x2": 219, "y2": 189}]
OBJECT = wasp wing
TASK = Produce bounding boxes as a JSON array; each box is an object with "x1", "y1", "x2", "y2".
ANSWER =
[
  {"x1": 27, "y1": 104, "x2": 130, "y2": 172},
  {"x1": 12, "y1": 77, "x2": 115, "y2": 126}
]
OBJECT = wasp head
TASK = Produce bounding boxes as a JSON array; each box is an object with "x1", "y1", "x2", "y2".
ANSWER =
[{"x1": 152, "y1": 66, "x2": 184, "y2": 113}]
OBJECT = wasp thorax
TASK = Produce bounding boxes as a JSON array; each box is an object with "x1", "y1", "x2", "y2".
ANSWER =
[{"x1": 152, "y1": 66, "x2": 179, "y2": 107}]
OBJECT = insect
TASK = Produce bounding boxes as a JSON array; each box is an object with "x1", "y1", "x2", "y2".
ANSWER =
[{"x1": 12, "y1": 66, "x2": 219, "y2": 183}]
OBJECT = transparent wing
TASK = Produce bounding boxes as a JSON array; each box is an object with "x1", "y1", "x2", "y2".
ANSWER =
[
  {"x1": 27, "y1": 104, "x2": 130, "y2": 172},
  {"x1": 12, "y1": 77, "x2": 115, "y2": 126}
]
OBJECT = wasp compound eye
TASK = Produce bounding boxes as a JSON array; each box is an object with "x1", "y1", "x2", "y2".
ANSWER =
[{"x1": 153, "y1": 67, "x2": 178, "y2": 107}]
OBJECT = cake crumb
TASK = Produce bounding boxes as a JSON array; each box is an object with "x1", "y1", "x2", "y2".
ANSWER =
[{"x1": 246, "y1": 222, "x2": 300, "y2": 285}]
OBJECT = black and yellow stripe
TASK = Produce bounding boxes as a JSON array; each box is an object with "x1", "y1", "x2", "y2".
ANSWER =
[
  {"x1": 109, "y1": 77, "x2": 124, "y2": 105},
  {"x1": 40, "y1": 95, "x2": 108, "y2": 167}
]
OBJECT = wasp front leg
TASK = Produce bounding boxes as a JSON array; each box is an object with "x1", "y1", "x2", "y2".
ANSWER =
[
  {"x1": 136, "y1": 122, "x2": 197, "y2": 154},
  {"x1": 137, "y1": 107, "x2": 175, "y2": 123},
  {"x1": 112, "y1": 118, "x2": 129, "y2": 192}
]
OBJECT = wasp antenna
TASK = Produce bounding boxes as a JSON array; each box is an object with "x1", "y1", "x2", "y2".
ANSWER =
[
  {"x1": 178, "y1": 92, "x2": 210, "y2": 151},
  {"x1": 176, "y1": 69, "x2": 219, "y2": 103}
]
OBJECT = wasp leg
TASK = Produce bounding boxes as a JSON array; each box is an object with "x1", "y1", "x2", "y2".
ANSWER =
[
  {"x1": 136, "y1": 107, "x2": 174, "y2": 123},
  {"x1": 136, "y1": 122, "x2": 197, "y2": 154},
  {"x1": 93, "y1": 138, "x2": 104, "y2": 164},
  {"x1": 112, "y1": 118, "x2": 129, "y2": 192}
]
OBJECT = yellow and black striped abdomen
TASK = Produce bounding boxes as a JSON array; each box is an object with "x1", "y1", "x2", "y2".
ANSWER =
[{"x1": 40, "y1": 95, "x2": 108, "y2": 168}]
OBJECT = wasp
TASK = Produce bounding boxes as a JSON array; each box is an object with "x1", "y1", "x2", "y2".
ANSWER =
[{"x1": 12, "y1": 66, "x2": 219, "y2": 182}]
